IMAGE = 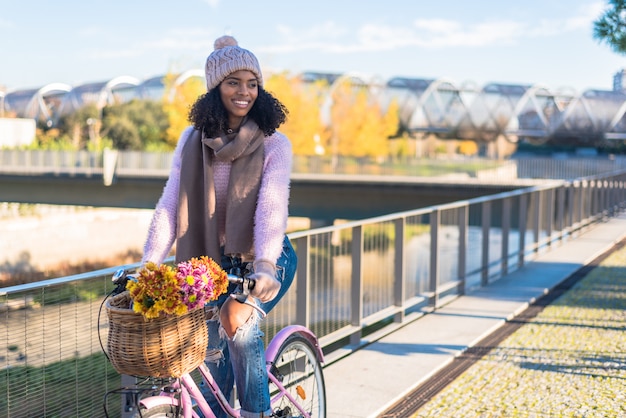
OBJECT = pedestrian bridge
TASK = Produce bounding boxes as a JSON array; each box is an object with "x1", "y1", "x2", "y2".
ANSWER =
[
  {"x1": 4, "y1": 71, "x2": 626, "y2": 146},
  {"x1": 0, "y1": 149, "x2": 547, "y2": 221},
  {"x1": 2, "y1": 165, "x2": 625, "y2": 417}
]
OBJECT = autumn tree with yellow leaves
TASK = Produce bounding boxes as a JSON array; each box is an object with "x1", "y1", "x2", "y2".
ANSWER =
[
  {"x1": 264, "y1": 73, "x2": 330, "y2": 156},
  {"x1": 162, "y1": 72, "x2": 205, "y2": 148},
  {"x1": 328, "y1": 80, "x2": 399, "y2": 159},
  {"x1": 160, "y1": 70, "x2": 400, "y2": 158}
]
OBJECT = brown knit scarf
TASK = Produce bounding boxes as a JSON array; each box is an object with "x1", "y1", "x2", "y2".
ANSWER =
[{"x1": 176, "y1": 119, "x2": 265, "y2": 263}]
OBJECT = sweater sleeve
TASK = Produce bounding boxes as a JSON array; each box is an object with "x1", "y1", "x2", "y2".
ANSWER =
[
  {"x1": 253, "y1": 131, "x2": 292, "y2": 265},
  {"x1": 141, "y1": 127, "x2": 193, "y2": 265}
]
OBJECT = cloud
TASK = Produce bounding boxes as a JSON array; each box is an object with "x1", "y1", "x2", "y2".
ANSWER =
[
  {"x1": 78, "y1": 26, "x2": 107, "y2": 37},
  {"x1": 259, "y1": 4, "x2": 602, "y2": 55},
  {"x1": 202, "y1": 0, "x2": 220, "y2": 8},
  {"x1": 257, "y1": 22, "x2": 348, "y2": 54},
  {"x1": 143, "y1": 28, "x2": 214, "y2": 51},
  {"x1": 86, "y1": 27, "x2": 215, "y2": 62},
  {"x1": 526, "y1": 2, "x2": 605, "y2": 37},
  {"x1": 88, "y1": 48, "x2": 142, "y2": 60},
  {"x1": 0, "y1": 18, "x2": 15, "y2": 30},
  {"x1": 411, "y1": 19, "x2": 524, "y2": 48}
]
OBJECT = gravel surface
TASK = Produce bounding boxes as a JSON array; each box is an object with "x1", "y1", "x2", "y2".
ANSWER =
[{"x1": 413, "y1": 243, "x2": 626, "y2": 418}]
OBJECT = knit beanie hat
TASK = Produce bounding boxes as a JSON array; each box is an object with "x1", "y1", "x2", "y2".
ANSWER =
[{"x1": 205, "y1": 35, "x2": 263, "y2": 91}]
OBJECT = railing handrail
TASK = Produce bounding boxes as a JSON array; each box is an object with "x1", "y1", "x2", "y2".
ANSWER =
[{"x1": 2, "y1": 148, "x2": 626, "y2": 180}]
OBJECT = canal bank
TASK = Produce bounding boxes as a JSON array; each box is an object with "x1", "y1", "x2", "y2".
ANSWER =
[{"x1": 0, "y1": 206, "x2": 153, "y2": 275}]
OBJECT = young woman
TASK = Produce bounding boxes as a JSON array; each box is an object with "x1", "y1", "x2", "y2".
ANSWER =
[{"x1": 141, "y1": 35, "x2": 296, "y2": 418}]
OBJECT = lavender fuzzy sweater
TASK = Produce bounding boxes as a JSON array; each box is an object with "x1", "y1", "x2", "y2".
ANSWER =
[{"x1": 142, "y1": 126, "x2": 292, "y2": 266}]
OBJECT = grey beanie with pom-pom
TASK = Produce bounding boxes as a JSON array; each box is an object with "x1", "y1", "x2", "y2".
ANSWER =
[{"x1": 205, "y1": 35, "x2": 263, "y2": 91}]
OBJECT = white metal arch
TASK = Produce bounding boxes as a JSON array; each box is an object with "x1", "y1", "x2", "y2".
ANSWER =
[
  {"x1": 166, "y1": 69, "x2": 205, "y2": 101},
  {"x1": 474, "y1": 83, "x2": 529, "y2": 143},
  {"x1": 99, "y1": 75, "x2": 141, "y2": 108},
  {"x1": 383, "y1": 77, "x2": 433, "y2": 130},
  {"x1": 25, "y1": 83, "x2": 72, "y2": 121},
  {"x1": 319, "y1": 72, "x2": 383, "y2": 127},
  {"x1": 407, "y1": 78, "x2": 462, "y2": 133},
  {"x1": 557, "y1": 90, "x2": 598, "y2": 133},
  {"x1": 512, "y1": 84, "x2": 552, "y2": 126},
  {"x1": 607, "y1": 98, "x2": 626, "y2": 137},
  {"x1": 174, "y1": 69, "x2": 204, "y2": 89},
  {"x1": 507, "y1": 83, "x2": 554, "y2": 143}
]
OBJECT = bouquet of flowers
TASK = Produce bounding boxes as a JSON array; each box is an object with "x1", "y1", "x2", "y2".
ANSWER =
[{"x1": 127, "y1": 256, "x2": 229, "y2": 319}]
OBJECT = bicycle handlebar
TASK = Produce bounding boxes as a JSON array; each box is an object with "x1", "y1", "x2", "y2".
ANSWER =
[
  {"x1": 110, "y1": 268, "x2": 259, "y2": 308},
  {"x1": 226, "y1": 273, "x2": 256, "y2": 304}
]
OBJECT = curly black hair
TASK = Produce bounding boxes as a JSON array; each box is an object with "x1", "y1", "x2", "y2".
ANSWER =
[{"x1": 188, "y1": 86, "x2": 288, "y2": 138}]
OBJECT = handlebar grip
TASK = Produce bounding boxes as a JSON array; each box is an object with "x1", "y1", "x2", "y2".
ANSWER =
[
  {"x1": 112, "y1": 269, "x2": 127, "y2": 284},
  {"x1": 111, "y1": 269, "x2": 131, "y2": 295}
]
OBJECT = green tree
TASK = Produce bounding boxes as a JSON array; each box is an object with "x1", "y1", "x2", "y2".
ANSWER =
[
  {"x1": 101, "y1": 99, "x2": 169, "y2": 150},
  {"x1": 594, "y1": 0, "x2": 626, "y2": 54},
  {"x1": 104, "y1": 117, "x2": 141, "y2": 149},
  {"x1": 55, "y1": 104, "x2": 100, "y2": 149}
]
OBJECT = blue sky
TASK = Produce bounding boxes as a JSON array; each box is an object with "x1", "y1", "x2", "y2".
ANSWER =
[{"x1": 1, "y1": 0, "x2": 624, "y2": 93}]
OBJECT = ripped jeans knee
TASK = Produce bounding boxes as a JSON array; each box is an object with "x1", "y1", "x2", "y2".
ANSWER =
[{"x1": 201, "y1": 304, "x2": 271, "y2": 417}]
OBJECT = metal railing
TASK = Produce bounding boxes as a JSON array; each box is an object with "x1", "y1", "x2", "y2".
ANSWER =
[
  {"x1": 2, "y1": 149, "x2": 626, "y2": 180},
  {"x1": 2, "y1": 169, "x2": 626, "y2": 417}
]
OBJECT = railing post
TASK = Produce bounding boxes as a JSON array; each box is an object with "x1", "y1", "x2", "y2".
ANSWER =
[
  {"x1": 103, "y1": 148, "x2": 118, "y2": 186},
  {"x1": 481, "y1": 201, "x2": 491, "y2": 286},
  {"x1": 532, "y1": 190, "x2": 541, "y2": 254},
  {"x1": 576, "y1": 181, "x2": 584, "y2": 226},
  {"x1": 518, "y1": 193, "x2": 527, "y2": 269},
  {"x1": 350, "y1": 225, "x2": 364, "y2": 346},
  {"x1": 545, "y1": 188, "x2": 554, "y2": 247},
  {"x1": 582, "y1": 180, "x2": 590, "y2": 224},
  {"x1": 393, "y1": 217, "x2": 406, "y2": 323},
  {"x1": 294, "y1": 235, "x2": 310, "y2": 328},
  {"x1": 501, "y1": 197, "x2": 511, "y2": 276},
  {"x1": 556, "y1": 185, "x2": 565, "y2": 241},
  {"x1": 429, "y1": 209, "x2": 440, "y2": 307},
  {"x1": 458, "y1": 204, "x2": 468, "y2": 295}
]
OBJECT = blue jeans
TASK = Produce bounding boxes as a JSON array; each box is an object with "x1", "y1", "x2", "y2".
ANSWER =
[{"x1": 201, "y1": 236, "x2": 297, "y2": 418}]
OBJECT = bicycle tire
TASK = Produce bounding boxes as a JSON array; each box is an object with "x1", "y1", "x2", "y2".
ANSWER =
[
  {"x1": 131, "y1": 404, "x2": 180, "y2": 418},
  {"x1": 268, "y1": 334, "x2": 326, "y2": 418}
]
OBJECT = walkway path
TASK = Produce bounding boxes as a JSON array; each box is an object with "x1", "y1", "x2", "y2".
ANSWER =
[
  {"x1": 322, "y1": 214, "x2": 626, "y2": 418},
  {"x1": 410, "y1": 239, "x2": 626, "y2": 417}
]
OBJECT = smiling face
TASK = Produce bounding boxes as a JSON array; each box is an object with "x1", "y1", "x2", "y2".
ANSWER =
[{"x1": 219, "y1": 70, "x2": 259, "y2": 130}]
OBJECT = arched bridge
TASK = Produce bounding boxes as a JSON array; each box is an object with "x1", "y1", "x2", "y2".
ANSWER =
[{"x1": 4, "y1": 71, "x2": 626, "y2": 147}]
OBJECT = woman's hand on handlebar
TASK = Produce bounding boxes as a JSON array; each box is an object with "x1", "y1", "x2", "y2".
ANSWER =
[
  {"x1": 227, "y1": 260, "x2": 280, "y2": 304},
  {"x1": 248, "y1": 259, "x2": 280, "y2": 303},
  {"x1": 248, "y1": 272, "x2": 280, "y2": 303}
]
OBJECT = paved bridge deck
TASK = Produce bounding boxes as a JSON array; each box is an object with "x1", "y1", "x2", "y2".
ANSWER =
[{"x1": 323, "y1": 213, "x2": 626, "y2": 417}]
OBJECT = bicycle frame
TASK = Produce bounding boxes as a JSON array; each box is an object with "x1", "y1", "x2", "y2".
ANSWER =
[{"x1": 136, "y1": 325, "x2": 324, "y2": 418}]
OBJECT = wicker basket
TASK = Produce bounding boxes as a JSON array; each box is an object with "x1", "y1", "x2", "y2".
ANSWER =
[{"x1": 105, "y1": 291, "x2": 207, "y2": 378}]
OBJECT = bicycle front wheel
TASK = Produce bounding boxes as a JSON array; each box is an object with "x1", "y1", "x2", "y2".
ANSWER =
[{"x1": 268, "y1": 334, "x2": 326, "y2": 418}]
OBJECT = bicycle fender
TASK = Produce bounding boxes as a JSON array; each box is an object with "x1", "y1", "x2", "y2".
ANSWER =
[
  {"x1": 139, "y1": 395, "x2": 179, "y2": 410},
  {"x1": 265, "y1": 324, "x2": 325, "y2": 363}
]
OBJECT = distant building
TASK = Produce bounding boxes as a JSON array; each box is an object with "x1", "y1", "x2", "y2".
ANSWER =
[
  {"x1": 0, "y1": 118, "x2": 36, "y2": 147},
  {"x1": 613, "y1": 69, "x2": 626, "y2": 91}
]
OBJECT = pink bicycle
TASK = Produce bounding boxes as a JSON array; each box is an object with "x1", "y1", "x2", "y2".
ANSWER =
[{"x1": 102, "y1": 269, "x2": 327, "y2": 418}]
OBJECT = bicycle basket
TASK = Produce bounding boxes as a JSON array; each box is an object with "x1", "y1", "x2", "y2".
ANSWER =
[{"x1": 105, "y1": 291, "x2": 207, "y2": 378}]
